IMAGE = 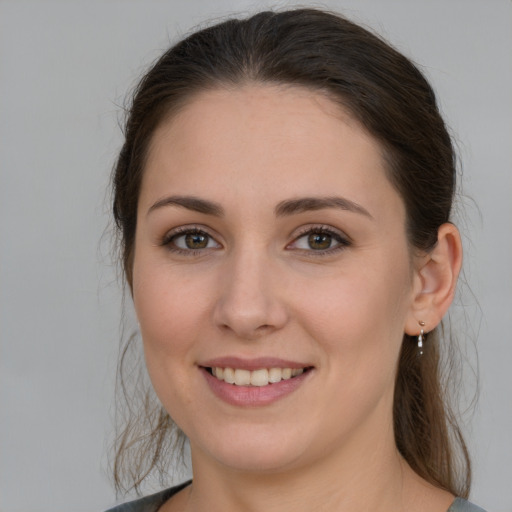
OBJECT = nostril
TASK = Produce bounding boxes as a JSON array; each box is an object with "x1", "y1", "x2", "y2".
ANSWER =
[{"x1": 217, "y1": 322, "x2": 275, "y2": 339}]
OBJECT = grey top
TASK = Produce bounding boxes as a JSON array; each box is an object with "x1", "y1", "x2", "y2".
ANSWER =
[
  {"x1": 448, "y1": 498, "x2": 487, "y2": 512},
  {"x1": 105, "y1": 481, "x2": 191, "y2": 512},
  {"x1": 105, "y1": 482, "x2": 487, "y2": 512}
]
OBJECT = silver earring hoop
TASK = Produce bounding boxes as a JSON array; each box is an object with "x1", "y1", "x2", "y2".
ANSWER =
[
  {"x1": 418, "y1": 321, "x2": 426, "y2": 355},
  {"x1": 418, "y1": 329, "x2": 424, "y2": 355}
]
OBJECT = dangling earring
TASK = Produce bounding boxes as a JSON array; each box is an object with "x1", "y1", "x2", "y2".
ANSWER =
[{"x1": 418, "y1": 320, "x2": 426, "y2": 355}]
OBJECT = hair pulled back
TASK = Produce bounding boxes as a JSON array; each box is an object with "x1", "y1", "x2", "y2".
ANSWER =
[{"x1": 112, "y1": 8, "x2": 470, "y2": 497}]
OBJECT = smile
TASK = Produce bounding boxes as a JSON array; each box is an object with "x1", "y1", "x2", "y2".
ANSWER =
[
  {"x1": 208, "y1": 367, "x2": 307, "y2": 386},
  {"x1": 200, "y1": 358, "x2": 313, "y2": 406}
]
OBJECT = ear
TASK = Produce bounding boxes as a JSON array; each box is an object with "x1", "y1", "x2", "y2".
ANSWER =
[{"x1": 405, "y1": 223, "x2": 463, "y2": 336}]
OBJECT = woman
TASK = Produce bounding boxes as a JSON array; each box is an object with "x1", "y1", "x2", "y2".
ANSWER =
[{"x1": 106, "y1": 8, "x2": 486, "y2": 512}]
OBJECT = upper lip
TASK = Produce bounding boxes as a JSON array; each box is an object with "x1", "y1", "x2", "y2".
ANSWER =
[{"x1": 200, "y1": 356, "x2": 311, "y2": 371}]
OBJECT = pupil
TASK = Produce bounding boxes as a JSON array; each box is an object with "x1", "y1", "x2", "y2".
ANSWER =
[
  {"x1": 308, "y1": 233, "x2": 331, "y2": 250},
  {"x1": 185, "y1": 232, "x2": 208, "y2": 249}
]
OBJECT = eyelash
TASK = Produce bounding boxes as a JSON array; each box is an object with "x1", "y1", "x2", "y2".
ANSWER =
[{"x1": 161, "y1": 225, "x2": 351, "y2": 256}]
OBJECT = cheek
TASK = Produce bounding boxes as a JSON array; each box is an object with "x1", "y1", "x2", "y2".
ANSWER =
[
  {"x1": 132, "y1": 259, "x2": 211, "y2": 365},
  {"x1": 293, "y1": 252, "x2": 412, "y2": 368},
  {"x1": 296, "y1": 263, "x2": 412, "y2": 424},
  {"x1": 131, "y1": 261, "x2": 212, "y2": 416}
]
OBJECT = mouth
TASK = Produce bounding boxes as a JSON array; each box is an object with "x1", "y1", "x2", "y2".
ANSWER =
[
  {"x1": 200, "y1": 359, "x2": 314, "y2": 406},
  {"x1": 204, "y1": 366, "x2": 313, "y2": 387}
]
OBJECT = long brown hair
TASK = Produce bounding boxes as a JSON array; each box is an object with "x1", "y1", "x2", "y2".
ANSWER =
[{"x1": 111, "y1": 8, "x2": 471, "y2": 497}]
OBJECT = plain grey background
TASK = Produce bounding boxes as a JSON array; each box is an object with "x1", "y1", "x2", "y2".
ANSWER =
[{"x1": 1, "y1": 1, "x2": 511, "y2": 511}]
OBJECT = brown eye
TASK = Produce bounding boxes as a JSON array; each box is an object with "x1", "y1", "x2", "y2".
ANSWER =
[
  {"x1": 165, "y1": 228, "x2": 221, "y2": 252},
  {"x1": 288, "y1": 227, "x2": 350, "y2": 254},
  {"x1": 307, "y1": 232, "x2": 333, "y2": 250},
  {"x1": 185, "y1": 232, "x2": 209, "y2": 249}
]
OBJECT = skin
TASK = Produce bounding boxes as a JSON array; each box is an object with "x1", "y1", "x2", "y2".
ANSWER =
[{"x1": 131, "y1": 85, "x2": 461, "y2": 512}]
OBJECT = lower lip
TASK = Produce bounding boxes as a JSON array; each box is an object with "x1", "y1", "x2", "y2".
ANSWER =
[{"x1": 201, "y1": 368, "x2": 311, "y2": 407}]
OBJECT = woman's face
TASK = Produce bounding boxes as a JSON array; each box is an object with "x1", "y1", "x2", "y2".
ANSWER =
[{"x1": 132, "y1": 85, "x2": 421, "y2": 473}]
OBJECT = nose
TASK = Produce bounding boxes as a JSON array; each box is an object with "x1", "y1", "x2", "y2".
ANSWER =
[{"x1": 212, "y1": 248, "x2": 289, "y2": 340}]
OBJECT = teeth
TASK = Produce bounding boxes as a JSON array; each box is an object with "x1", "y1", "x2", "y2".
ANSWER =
[
  {"x1": 234, "y1": 369, "x2": 251, "y2": 386},
  {"x1": 268, "y1": 367, "x2": 282, "y2": 383},
  {"x1": 211, "y1": 366, "x2": 307, "y2": 386},
  {"x1": 282, "y1": 368, "x2": 292, "y2": 380},
  {"x1": 251, "y1": 369, "x2": 269, "y2": 386},
  {"x1": 223, "y1": 367, "x2": 235, "y2": 384}
]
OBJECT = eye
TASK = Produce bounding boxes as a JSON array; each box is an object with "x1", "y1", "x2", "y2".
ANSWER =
[
  {"x1": 289, "y1": 226, "x2": 350, "y2": 254},
  {"x1": 163, "y1": 227, "x2": 221, "y2": 253}
]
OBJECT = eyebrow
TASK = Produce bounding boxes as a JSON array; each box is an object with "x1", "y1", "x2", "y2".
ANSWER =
[
  {"x1": 275, "y1": 196, "x2": 373, "y2": 219},
  {"x1": 147, "y1": 195, "x2": 224, "y2": 217},
  {"x1": 147, "y1": 194, "x2": 372, "y2": 219}
]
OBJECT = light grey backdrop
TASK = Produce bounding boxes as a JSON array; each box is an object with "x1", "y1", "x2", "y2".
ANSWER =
[{"x1": 1, "y1": 1, "x2": 511, "y2": 511}]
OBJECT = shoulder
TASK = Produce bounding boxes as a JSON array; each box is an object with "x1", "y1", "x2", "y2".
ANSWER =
[
  {"x1": 104, "y1": 481, "x2": 191, "y2": 512},
  {"x1": 448, "y1": 497, "x2": 487, "y2": 512}
]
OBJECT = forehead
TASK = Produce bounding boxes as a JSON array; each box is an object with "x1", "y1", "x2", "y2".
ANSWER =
[
  {"x1": 140, "y1": 84, "x2": 402, "y2": 220},
  {"x1": 147, "y1": 84, "x2": 371, "y2": 170}
]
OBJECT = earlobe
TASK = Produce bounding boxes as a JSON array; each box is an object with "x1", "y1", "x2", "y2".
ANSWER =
[{"x1": 405, "y1": 223, "x2": 463, "y2": 335}]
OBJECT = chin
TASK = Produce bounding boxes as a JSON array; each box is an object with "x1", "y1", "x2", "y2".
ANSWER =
[
  {"x1": 216, "y1": 447, "x2": 303, "y2": 474},
  {"x1": 191, "y1": 426, "x2": 310, "y2": 474}
]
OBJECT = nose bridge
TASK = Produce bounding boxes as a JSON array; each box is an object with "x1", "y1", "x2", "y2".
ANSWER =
[{"x1": 213, "y1": 242, "x2": 287, "y2": 339}]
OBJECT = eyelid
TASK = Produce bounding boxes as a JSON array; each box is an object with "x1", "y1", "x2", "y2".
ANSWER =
[{"x1": 291, "y1": 224, "x2": 352, "y2": 241}]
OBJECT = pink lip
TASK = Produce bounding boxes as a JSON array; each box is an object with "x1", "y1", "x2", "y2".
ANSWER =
[
  {"x1": 200, "y1": 365, "x2": 312, "y2": 407},
  {"x1": 201, "y1": 356, "x2": 309, "y2": 371}
]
